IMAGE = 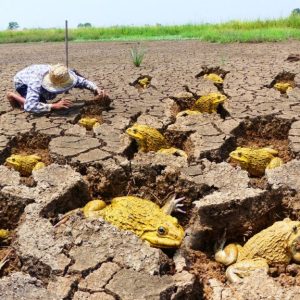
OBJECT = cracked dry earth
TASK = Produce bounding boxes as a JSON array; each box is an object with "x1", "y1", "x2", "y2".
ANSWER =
[{"x1": 2, "y1": 41, "x2": 300, "y2": 300}]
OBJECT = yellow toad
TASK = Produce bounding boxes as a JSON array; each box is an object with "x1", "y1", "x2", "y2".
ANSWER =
[
  {"x1": 6, "y1": 154, "x2": 45, "y2": 176},
  {"x1": 59, "y1": 195, "x2": 185, "y2": 248},
  {"x1": 126, "y1": 124, "x2": 187, "y2": 158},
  {"x1": 215, "y1": 218, "x2": 300, "y2": 282},
  {"x1": 78, "y1": 117, "x2": 100, "y2": 130},
  {"x1": 138, "y1": 77, "x2": 150, "y2": 88},
  {"x1": 176, "y1": 92, "x2": 227, "y2": 117},
  {"x1": 0, "y1": 229, "x2": 10, "y2": 240},
  {"x1": 274, "y1": 82, "x2": 293, "y2": 93},
  {"x1": 229, "y1": 147, "x2": 283, "y2": 176},
  {"x1": 193, "y1": 92, "x2": 227, "y2": 113},
  {"x1": 204, "y1": 73, "x2": 224, "y2": 84}
]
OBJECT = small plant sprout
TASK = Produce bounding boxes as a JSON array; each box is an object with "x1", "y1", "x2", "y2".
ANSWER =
[{"x1": 130, "y1": 45, "x2": 146, "y2": 67}]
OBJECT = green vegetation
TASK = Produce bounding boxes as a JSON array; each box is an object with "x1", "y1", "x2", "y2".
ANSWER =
[
  {"x1": 78, "y1": 23, "x2": 92, "y2": 28},
  {"x1": 130, "y1": 46, "x2": 145, "y2": 67},
  {"x1": 7, "y1": 21, "x2": 19, "y2": 30},
  {"x1": 2, "y1": 15, "x2": 300, "y2": 43}
]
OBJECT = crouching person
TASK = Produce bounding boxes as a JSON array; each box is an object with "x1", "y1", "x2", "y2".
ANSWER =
[{"x1": 6, "y1": 64, "x2": 108, "y2": 113}]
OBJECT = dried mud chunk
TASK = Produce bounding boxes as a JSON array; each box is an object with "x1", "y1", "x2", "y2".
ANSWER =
[
  {"x1": 209, "y1": 270, "x2": 300, "y2": 300},
  {"x1": 73, "y1": 291, "x2": 114, "y2": 300},
  {"x1": 0, "y1": 272, "x2": 59, "y2": 299},
  {"x1": 266, "y1": 159, "x2": 300, "y2": 191},
  {"x1": 78, "y1": 262, "x2": 121, "y2": 291},
  {"x1": 105, "y1": 268, "x2": 175, "y2": 299},
  {"x1": 286, "y1": 54, "x2": 300, "y2": 62},
  {"x1": 49, "y1": 136, "x2": 101, "y2": 159}
]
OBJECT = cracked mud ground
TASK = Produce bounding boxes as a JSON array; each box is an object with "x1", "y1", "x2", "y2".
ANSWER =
[{"x1": 2, "y1": 41, "x2": 300, "y2": 299}]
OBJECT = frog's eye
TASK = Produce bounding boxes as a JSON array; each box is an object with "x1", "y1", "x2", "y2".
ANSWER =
[
  {"x1": 237, "y1": 152, "x2": 242, "y2": 157},
  {"x1": 11, "y1": 158, "x2": 15, "y2": 162},
  {"x1": 293, "y1": 225, "x2": 298, "y2": 233},
  {"x1": 132, "y1": 129, "x2": 137, "y2": 134},
  {"x1": 157, "y1": 226, "x2": 167, "y2": 236}
]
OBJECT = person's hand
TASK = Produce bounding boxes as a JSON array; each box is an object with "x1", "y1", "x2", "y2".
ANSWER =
[
  {"x1": 51, "y1": 99, "x2": 73, "y2": 110},
  {"x1": 95, "y1": 88, "x2": 108, "y2": 99}
]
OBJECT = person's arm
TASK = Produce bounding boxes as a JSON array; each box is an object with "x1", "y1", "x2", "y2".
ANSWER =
[
  {"x1": 24, "y1": 87, "x2": 72, "y2": 113},
  {"x1": 74, "y1": 74, "x2": 108, "y2": 97},
  {"x1": 24, "y1": 87, "x2": 52, "y2": 113},
  {"x1": 74, "y1": 75, "x2": 98, "y2": 93}
]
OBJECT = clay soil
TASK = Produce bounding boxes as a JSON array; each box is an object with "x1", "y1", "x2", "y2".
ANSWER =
[{"x1": 1, "y1": 40, "x2": 300, "y2": 298}]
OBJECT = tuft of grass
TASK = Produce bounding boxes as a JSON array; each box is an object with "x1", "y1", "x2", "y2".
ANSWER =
[
  {"x1": 130, "y1": 46, "x2": 145, "y2": 67},
  {"x1": 1, "y1": 15, "x2": 300, "y2": 44}
]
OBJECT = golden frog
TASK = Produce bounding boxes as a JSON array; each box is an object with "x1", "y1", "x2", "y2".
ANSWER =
[
  {"x1": 138, "y1": 77, "x2": 150, "y2": 88},
  {"x1": 126, "y1": 124, "x2": 187, "y2": 158},
  {"x1": 60, "y1": 195, "x2": 185, "y2": 248},
  {"x1": 176, "y1": 92, "x2": 226, "y2": 117},
  {"x1": 204, "y1": 73, "x2": 224, "y2": 84},
  {"x1": 0, "y1": 229, "x2": 10, "y2": 240},
  {"x1": 6, "y1": 154, "x2": 45, "y2": 176},
  {"x1": 78, "y1": 117, "x2": 100, "y2": 130},
  {"x1": 193, "y1": 92, "x2": 227, "y2": 113},
  {"x1": 274, "y1": 82, "x2": 293, "y2": 93},
  {"x1": 229, "y1": 147, "x2": 283, "y2": 177},
  {"x1": 215, "y1": 218, "x2": 300, "y2": 283}
]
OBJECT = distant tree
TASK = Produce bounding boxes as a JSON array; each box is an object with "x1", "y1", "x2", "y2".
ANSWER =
[
  {"x1": 8, "y1": 21, "x2": 19, "y2": 30},
  {"x1": 291, "y1": 8, "x2": 300, "y2": 16},
  {"x1": 78, "y1": 23, "x2": 92, "y2": 28}
]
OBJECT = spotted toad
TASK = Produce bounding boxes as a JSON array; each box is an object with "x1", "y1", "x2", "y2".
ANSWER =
[
  {"x1": 78, "y1": 117, "x2": 100, "y2": 130},
  {"x1": 126, "y1": 124, "x2": 187, "y2": 158},
  {"x1": 204, "y1": 73, "x2": 224, "y2": 84},
  {"x1": 229, "y1": 147, "x2": 283, "y2": 176},
  {"x1": 274, "y1": 82, "x2": 293, "y2": 93},
  {"x1": 60, "y1": 195, "x2": 185, "y2": 248},
  {"x1": 176, "y1": 92, "x2": 227, "y2": 117},
  {"x1": 215, "y1": 218, "x2": 300, "y2": 282},
  {"x1": 6, "y1": 154, "x2": 45, "y2": 176}
]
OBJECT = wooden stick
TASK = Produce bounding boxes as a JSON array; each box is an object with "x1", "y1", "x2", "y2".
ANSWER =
[{"x1": 65, "y1": 20, "x2": 69, "y2": 68}]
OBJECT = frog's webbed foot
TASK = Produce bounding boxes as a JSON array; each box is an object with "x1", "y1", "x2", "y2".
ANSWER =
[
  {"x1": 161, "y1": 194, "x2": 186, "y2": 215},
  {"x1": 226, "y1": 258, "x2": 269, "y2": 283}
]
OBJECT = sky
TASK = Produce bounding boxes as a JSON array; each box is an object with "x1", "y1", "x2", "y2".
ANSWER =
[{"x1": 0, "y1": 0, "x2": 299, "y2": 30}]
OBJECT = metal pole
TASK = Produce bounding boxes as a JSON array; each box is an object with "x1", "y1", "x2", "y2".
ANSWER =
[{"x1": 65, "y1": 20, "x2": 69, "y2": 68}]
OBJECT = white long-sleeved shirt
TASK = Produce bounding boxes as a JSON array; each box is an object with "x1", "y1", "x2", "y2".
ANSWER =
[{"x1": 14, "y1": 64, "x2": 98, "y2": 113}]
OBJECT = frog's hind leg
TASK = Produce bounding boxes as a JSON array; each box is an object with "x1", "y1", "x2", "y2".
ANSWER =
[
  {"x1": 226, "y1": 258, "x2": 269, "y2": 283},
  {"x1": 214, "y1": 230, "x2": 240, "y2": 266},
  {"x1": 266, "y1": 157, "x2": 283, "y2": 170},
  {"x1": 161, "y1": 194, "x2": 185, "y2": 215},
  {"x1": 33, "y1": 162, "x2": 46, "y2": 172},
  {"x1": 83, "y1": 199, "x2": 107, "y2": 218}
]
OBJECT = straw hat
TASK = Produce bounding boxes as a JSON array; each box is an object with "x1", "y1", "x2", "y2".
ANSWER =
[{"x1": 42, "y1": 64, "x2": 77, "y2": 93}]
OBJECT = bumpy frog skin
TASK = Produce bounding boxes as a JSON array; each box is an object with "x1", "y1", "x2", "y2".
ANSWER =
[
  {"x1": 229, "y1": 146, "x2": 283, "y2": 176},
  {"x1": 82, "y1": 196, "x2": 185, "y2": 248},
  {"x1": 126, "y1": 124, "x2": 187, "y2": 158},
  {"x1": 274, "y1": 82, "x2": 293, "y2": 93},
  {"x1": 138, "y1": 77, "x2": 150, "y2": 88},
  {"x1": 204, "y1": 73, "x2": 224, "y2": 84},
  {"x1": 78, "y1": 117, "x2": 100, "y2": 130},
  {"x1": 215, "y1": 218, "x2": 300, "y2": 283},
  {"x1": 193, "y1": 92, "x2": 227, "y2": 113},
  {"x1": 6, "y1": 154, "x2": 45, "y2": 176},
  {"x1": 176, "y1": 92, "x2": 227, "y2": 117}
]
